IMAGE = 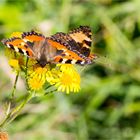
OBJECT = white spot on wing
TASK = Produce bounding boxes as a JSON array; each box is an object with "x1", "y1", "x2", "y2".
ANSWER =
[
  {"x1": 22, "y1": 49, "x2": 27, "y2": 55},
  {"x1": 80, "y1": 61, "x2": 85, "y2": 65},
  {"x1": 23, "y1": 39, "x2": 29, "y2": 42},
  {"x1": 14, "y1": 46, "x2": 19, "y2": 52},
  {"x1": 21, "y1": 42, "x2": 25, "y2": 46},
  {"x1": 62, "y1": 58, "x2": 67, "y2": 63},
  {"x1": 7, "y1": 44, "x2": 10, "y2": 48},
  {"x1": 71, "y1": 59, "x2": 77, "y2": 64}
]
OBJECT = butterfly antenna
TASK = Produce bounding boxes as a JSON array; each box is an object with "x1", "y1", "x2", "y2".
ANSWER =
[
  {"x1": 79, "y1": 65, "x2": 88, "y2": 74},
  {"x1": 94, "y1": 55, "x2": 114, "y2": 70}
]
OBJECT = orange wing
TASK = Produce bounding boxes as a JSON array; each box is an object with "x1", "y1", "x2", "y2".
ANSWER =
[
  {"x1": 2, "y1": 31, "x2": 45, "y2": 57},
  {"x1": 46, "y1": 38, "x2": 90, "y2": 65},
  {"x1": 2, "y1": 37, "x2": 33, "y2": 57},
  {"x1": 46, "y1": 26, "x2": 95, "y2": 65},
  {"x1": 22, "y1": 30, "x2": 45, "y2": 43},
  {"x1": 69, "y1": 26, "x2": 92, "y2": 57}
]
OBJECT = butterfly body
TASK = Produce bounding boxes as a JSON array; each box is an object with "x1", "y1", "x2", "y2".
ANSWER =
[
  {"x1": 26, "y1": 39, "x2": 58, "y2": 67},
  {"x1": 2, "y1": 26, "x2": 97, "y2": 67}
]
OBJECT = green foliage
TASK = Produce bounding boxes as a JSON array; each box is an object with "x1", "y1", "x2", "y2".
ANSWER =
[{"x1": 0, "y1": 0, "x2": 140, "y2": 139}]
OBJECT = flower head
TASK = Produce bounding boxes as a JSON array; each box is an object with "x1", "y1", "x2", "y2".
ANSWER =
[
  {"x1": 55, "y1": 64, "x2": 81, "y2": 94},
  {"x1": 58, "y1": 64, "x2": 76, "y2": 73},
  {"x1": 10, "y1": 32, "x2": 23, "y2": 38},
  {"x1": 27, "y1": 64, "x2": 81, "y2": 93},
  {"x1": 9, "y1": 59, "x2": 19, "y2": 70},
  {"x1": 28, "y1": 66, "x2": 48, "y2": 91},
  {"x1": 28, "y1": 76, "x2": 45, "y2": 91},
  {"x1": 46, "y1": 68, "x2": 60, "y2": 85}
]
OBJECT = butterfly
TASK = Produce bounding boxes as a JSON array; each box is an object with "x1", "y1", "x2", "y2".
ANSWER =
[{"x1": 2, "y1": 26, "x2": 97, "y2": 67}]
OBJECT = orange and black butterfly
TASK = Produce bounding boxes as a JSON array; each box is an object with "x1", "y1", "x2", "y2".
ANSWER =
[{"x1": 2, "y1": 26, "x2": 97, "y2": 67}]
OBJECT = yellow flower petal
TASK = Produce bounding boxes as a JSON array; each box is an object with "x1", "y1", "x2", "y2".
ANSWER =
[
  {"x1": 55, "y1": 71, "x2": 81, "y2": 94},
  {"x1": 9, "y1": 59, "x2": 19, "y2": 70},
  {"x1": 10, "y1": 32, "x2": 23, "y2": 38},
  {"x1": 28, "y1": 66, "x2": 49, "y2": 91},
  {"x1": 46, "y1": 69, "x2": 61, "y2": 85},
  {"x1": 58, "y1": 64, "x2": 76, "y2": 73},
  {"x1": 28, "y1": 76, "x2": 45, "y2": 91}
]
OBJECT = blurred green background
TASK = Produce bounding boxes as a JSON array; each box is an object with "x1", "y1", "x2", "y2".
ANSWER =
[{"x1": 0, "y1": 0, "x2": 140, "y2": 140}]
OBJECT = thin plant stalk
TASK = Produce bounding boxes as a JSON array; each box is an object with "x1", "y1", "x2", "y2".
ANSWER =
[
  {"x1": 11, "y1": 71, "x2": 19, "y2": 98},
  {"x1": 0, "y1": 91, "x2": 34, "y2": 129}
]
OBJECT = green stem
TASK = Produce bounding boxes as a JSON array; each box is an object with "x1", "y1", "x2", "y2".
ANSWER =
[
  {"x1": 0, "y1": 72, "x2": 19, "y2": 130},
  {"x1": 0, "y1": 111, "x2": 11, "y2": 130},
  {"x1": 44, "y1": 89, "x2": 57, "y2": 95},
  {"x1": 25, "y1": 57, "x2": 29, "y2": 90},
  {"x1": 0, "y1": 92, "x2": 34, "y2": 129},
  {"x1": 8, "y1": 92, "x2": 34, "y2": 124},
  {"x1": 0, "y1": 58, "x2": 32, "y2": 129},
  {"x1": 11, "y1": 71, "x2": 19, "y2": 98}
]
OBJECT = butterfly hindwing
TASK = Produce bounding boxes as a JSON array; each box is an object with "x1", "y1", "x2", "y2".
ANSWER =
[
  {"x1": 69, "y1": 26, "x2": 92, "y2": 57},
  {"x1": 46, "y1": 38, "x2": 92, "y2": 65},
  {"x1": 54, "y1": 55, "x2": 85, "y2": 65},
  {"x1": 46, "y1": 35, "x2": 87, "y2": 65}
]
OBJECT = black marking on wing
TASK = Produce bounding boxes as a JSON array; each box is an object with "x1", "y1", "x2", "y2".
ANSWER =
[
  {"x1": 49, "y1": 32, "x2": 86, "y2": 59},
  {"x1": 67, "y1": 40, "x2": 80, "y2": 51},
  {"x1": 80, "y1": 47, "x2": 90, "y2": 57},
  {"x1": 57, "y1": 50, "x2": 64, "y2": 55},
  {"x1": 84, "y1": 40, "x2": 91, "y2": 46},
  {"x1": 9, "y1": 44, "x2": 14, "y2": 50},
  {"x1": 65, "y1": 59, "x2": 72, "y2": 63},
  {"x1": 26, "y1": 41, "x2": 34, "y2": 47},
  {"x1": 58, "y1": 58, "x2": 63, "y2": 63},
  {"x1": 1, "y1": 37, "x2": 20, "y2": 45},
  {"x1": 18, "y1": 48, "x2": 24, "y2": 54},
  {"x1": 22, "y1": 30, "x2": 45, "y2": 38},
  {"x1": 49, "y1": 32, "x2": 71, "y2": 50},
  {"x1": 69, "y1": 26, "x2": 92, "y2": 39},
  {"x1": 26, "y1": 51, "x2": 30, "y2": 56}
]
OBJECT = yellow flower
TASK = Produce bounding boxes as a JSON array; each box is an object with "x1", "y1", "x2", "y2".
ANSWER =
[
  {"x1": 10, "y1": 32, "x2": 23, "y2": 38},
  {"x1": 5, "y1": 45, "x2": 25, "y2": 71},
  {"x1": 55, "y1": 69, "x2": 81, "y2": 94},
  {"x1": 46, "y1": 69, "x2": 60, "y2": 85},
  {"x1": 29, "y1": 67, "x2": 48, "y2": 78},
  {"x1": 27, "y1": 64, "x2": 81, "y2": 93},
  {"x1": 27, "y1": 59, "x2": 38, "y2": 68},
  {"x1": 9, "y1": 59, "x2": 19, "y2": 70},
  {"x1": 5, "y1": 48, "x2": 15, "y2": 59},
  {"x1": 28, "y1": 76, "x2": 45, "y2": 91},
  {"x1": 28, "y1": 66, "x2": 48, "y2": 91},
  {"x1": 58, "y1": 64, "x2": 76, "y2": 73}
]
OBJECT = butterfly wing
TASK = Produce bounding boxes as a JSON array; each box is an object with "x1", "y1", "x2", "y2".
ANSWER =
[
  {"x1": 69, "y1": 26, "x2": 92, "y2": 57},
  {"x1": 2, "y1": 37, "x2": 34, "y2": 57},
  {"x1": 46, "y1": 32, "x2": 89, "y2": 65},
  {"x1": 2, "y1": 31, "x2": 45, "y2": 58},
  {"x1": 22, "y1": 30, "x2": 45, "y2": 44}
]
